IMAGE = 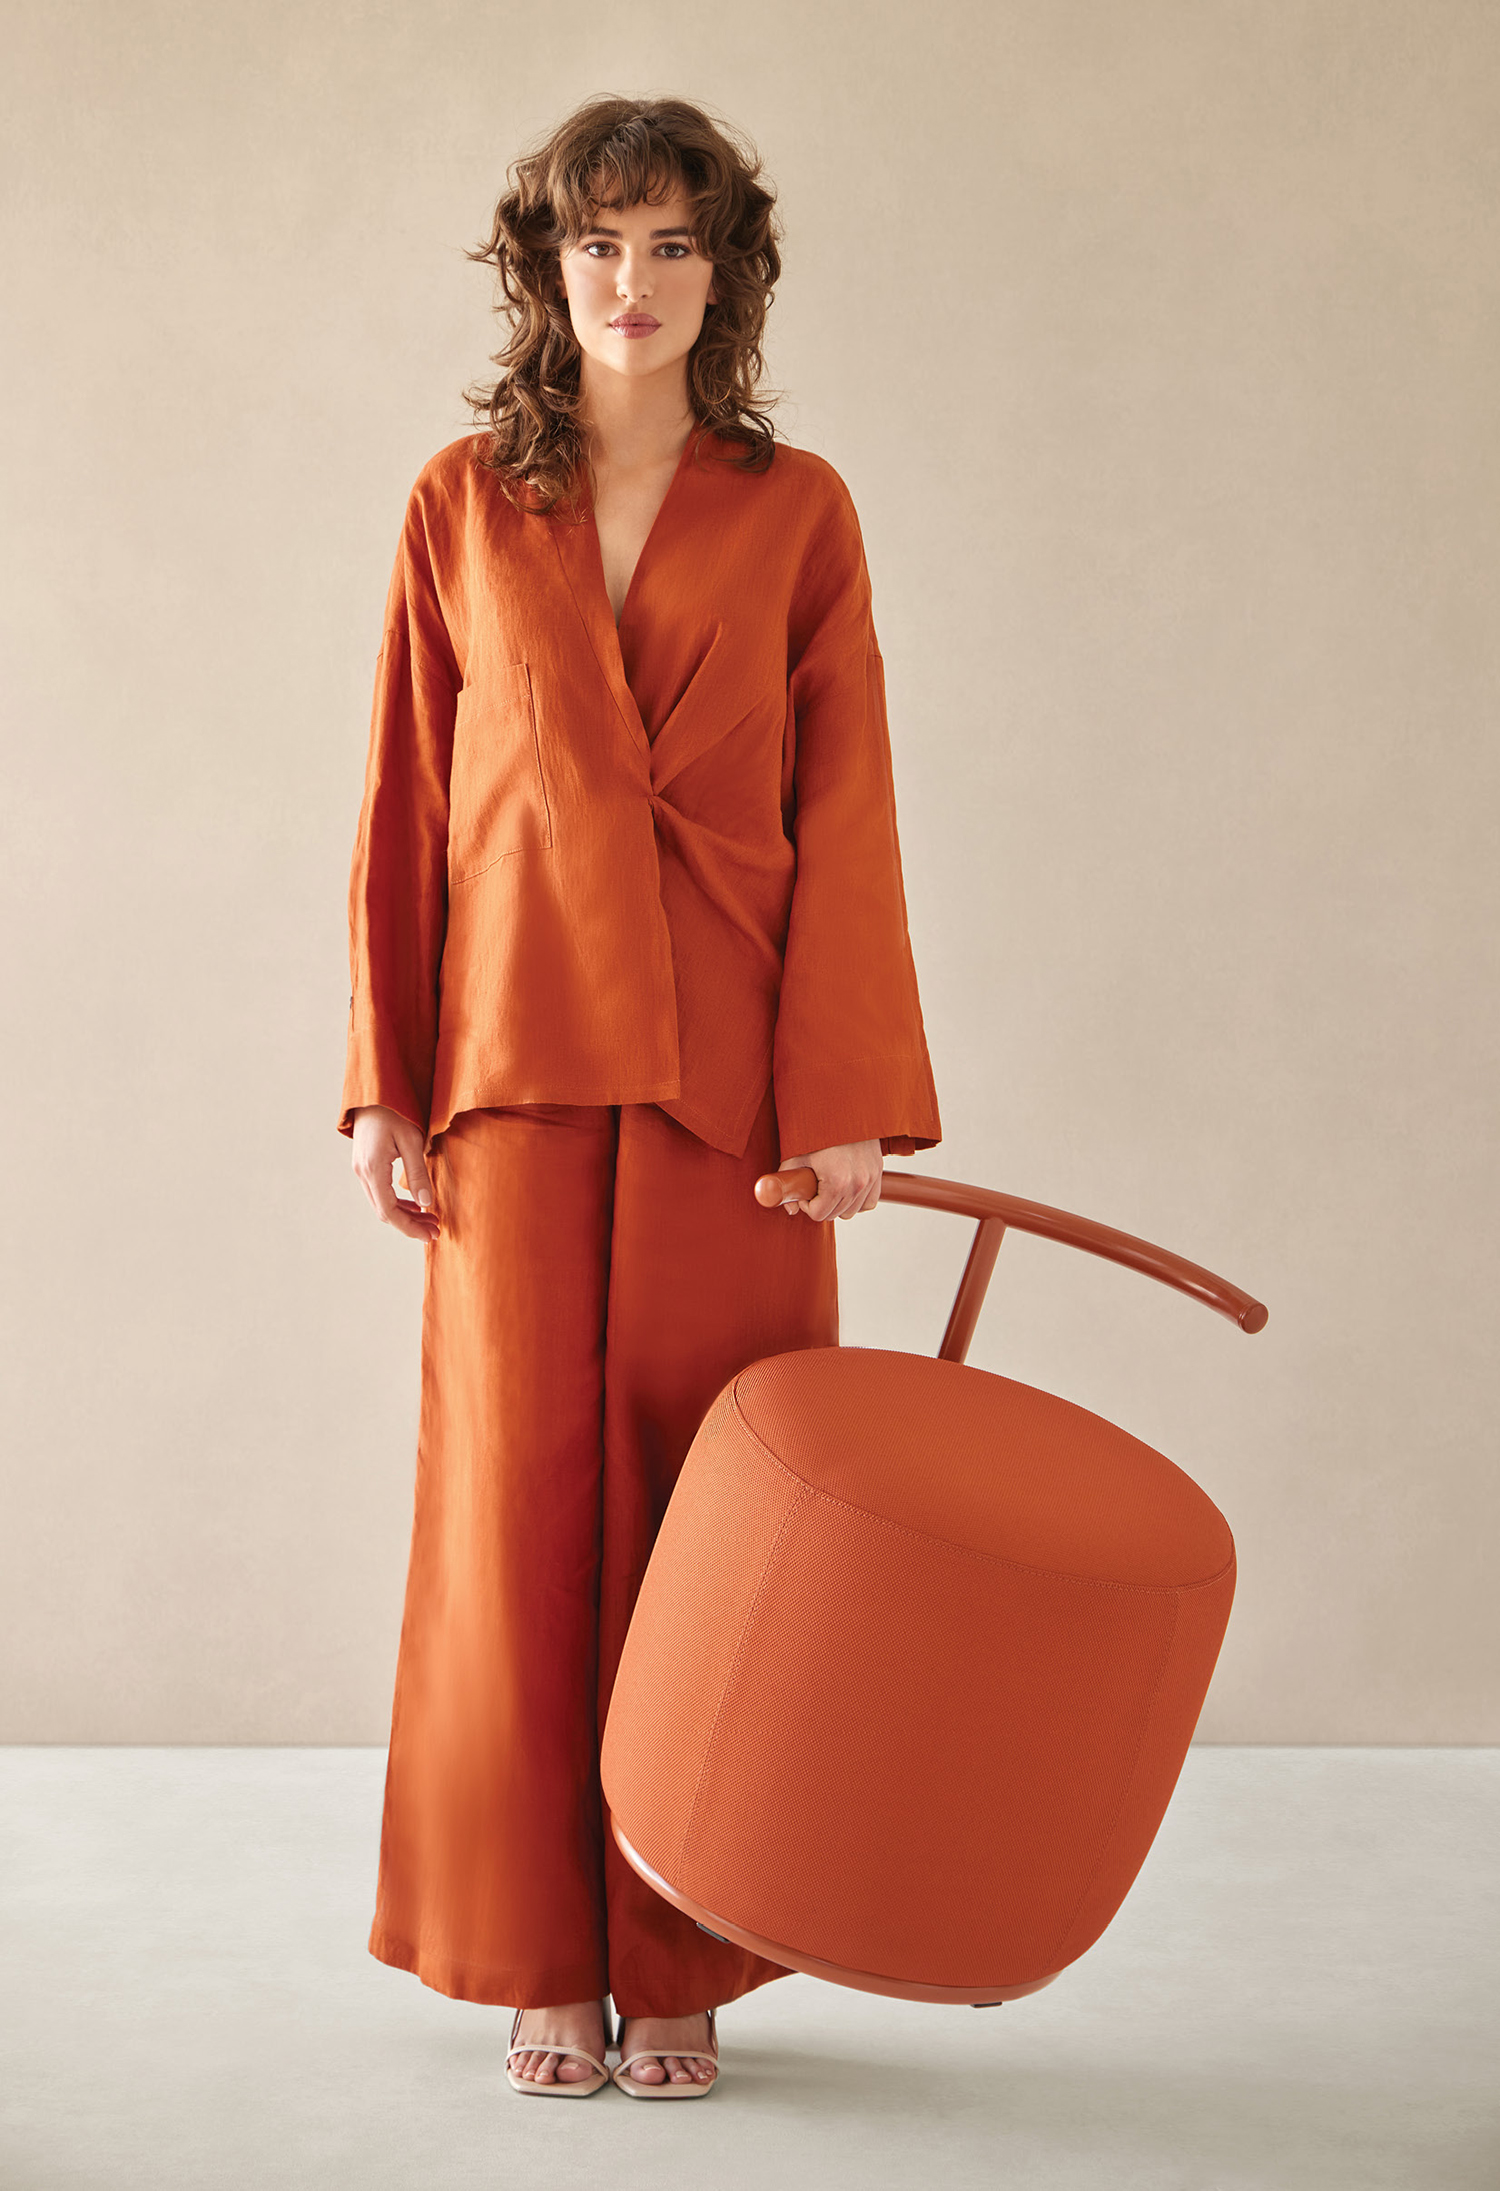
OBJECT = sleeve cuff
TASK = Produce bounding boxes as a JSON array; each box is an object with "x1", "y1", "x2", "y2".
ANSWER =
[
  {"x1": 338, "y1": 1025, "x2": 431, "y2": 1142},
  {"x1": 774, "y1": 1052, "x2": 941, "y2": 1162}
]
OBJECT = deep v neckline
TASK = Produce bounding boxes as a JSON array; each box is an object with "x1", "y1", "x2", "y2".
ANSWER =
[
  {"x1": 583, "y1": 431, "x2": 698, "y2": 635},
  {"x1": 549, "y1": 428, "x2": 718, "y2": 771}
]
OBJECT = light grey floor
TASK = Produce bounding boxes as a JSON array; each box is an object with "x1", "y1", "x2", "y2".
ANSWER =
[{"x1": 1, "y1": 1748, "x2": 1495, "y2": 2190}]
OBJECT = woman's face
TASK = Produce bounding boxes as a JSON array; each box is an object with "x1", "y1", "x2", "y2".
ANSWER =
[{"x1": 556, "y1": 186, "x2": 718, "y2": 392}]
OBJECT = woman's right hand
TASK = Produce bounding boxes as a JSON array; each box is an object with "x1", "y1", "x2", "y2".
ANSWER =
[{"x1": 349, "y1": 1106, "x2": 442, "y2": 1245}]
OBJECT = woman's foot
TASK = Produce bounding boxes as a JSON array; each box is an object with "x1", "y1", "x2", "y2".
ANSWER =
[
  {"x1": 510, "y1": 1998, "x2": 609, "y2": 2085},
  {"x1": 617, "y1": 2010, "x2": 718, "y2": 2087}
]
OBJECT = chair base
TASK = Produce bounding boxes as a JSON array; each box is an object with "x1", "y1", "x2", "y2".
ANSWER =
[{"x1": 610, "y1": 1819, "x2": 1063, "y2": 2007}]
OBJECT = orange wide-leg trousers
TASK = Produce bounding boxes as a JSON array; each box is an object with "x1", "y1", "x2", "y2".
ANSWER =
[{"x1": 367, "y1": 1076, "x2": 839, "y2": 2017}]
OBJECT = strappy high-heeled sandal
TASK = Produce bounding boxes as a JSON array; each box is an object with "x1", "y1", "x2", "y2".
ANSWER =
[
  {"x1": 612, "y1": 2005, "x2": 718, "y2": 2098},
  {"x1": 506, "y1": 1997, "x2": 615, "y2": 2097}
]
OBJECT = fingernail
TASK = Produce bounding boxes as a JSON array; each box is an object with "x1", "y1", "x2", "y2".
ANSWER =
[{"x1": 418, "y1": 1190, "x2": 432, "y2": 1207}]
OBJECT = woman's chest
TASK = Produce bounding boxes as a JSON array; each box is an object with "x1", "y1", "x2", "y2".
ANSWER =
[
  {"x1": 446, "y1": 473, "x2": 801, "y2": 869},
  {"x1": 458, "y1": 472, "x2": 796, "y2": 739},
  {"x1": 590, "y1": 456, "x2": 684, "y2": 628}
]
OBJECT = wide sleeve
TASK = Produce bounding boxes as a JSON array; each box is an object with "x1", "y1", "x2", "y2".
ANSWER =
[
  {"x1": 335, "y1": 484, "x2": 460, "y2": 1142},
  {"x1": 772, "y1": 475, "x2": 942, "y2": 1160}
]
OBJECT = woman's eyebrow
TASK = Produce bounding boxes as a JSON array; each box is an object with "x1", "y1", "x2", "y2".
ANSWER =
[{"x1": 581, "y1": 222, "x2": 695, "y2": 238}]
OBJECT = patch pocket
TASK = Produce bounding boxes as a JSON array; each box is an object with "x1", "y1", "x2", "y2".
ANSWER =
[{"x1": 447, "y1": 661, "x2": 553, "y2": 882}]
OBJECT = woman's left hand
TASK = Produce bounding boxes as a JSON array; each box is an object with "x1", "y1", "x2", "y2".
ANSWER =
[{"x1": 773, "y1": 1140, "x2": 884, "y2": 1221}]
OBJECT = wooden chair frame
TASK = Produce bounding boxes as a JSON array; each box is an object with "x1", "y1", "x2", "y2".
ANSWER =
[{"x1": 761, "y1": 1165, "x2": 1269, "y2": 1361}]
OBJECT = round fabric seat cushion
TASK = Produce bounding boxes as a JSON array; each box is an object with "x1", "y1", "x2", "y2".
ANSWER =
[
  {"x1": 739, "y1": 1345, "x2": 1231, "y2": 1586},
  {"x1": 602, "y1": 1345, "x2": 1236, "y2": 2001}
]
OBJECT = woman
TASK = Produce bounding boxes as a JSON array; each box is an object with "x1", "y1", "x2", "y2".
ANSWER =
[{"x1": 338, "y1": 94, "x2": 941, "y2": 2098}]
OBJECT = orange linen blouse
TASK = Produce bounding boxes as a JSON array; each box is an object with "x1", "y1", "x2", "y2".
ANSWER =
[{"x1": 337, "y1": 425, "x2": 942, "y2": 1164}]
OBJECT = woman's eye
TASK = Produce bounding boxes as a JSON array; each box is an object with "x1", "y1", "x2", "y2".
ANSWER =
[{"x1": 581, "y1": 240, "x2": 693, "y2": 259}]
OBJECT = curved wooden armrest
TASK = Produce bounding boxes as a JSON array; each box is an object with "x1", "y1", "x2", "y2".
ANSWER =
[{"x1": 755, "y1": 1164, "x2": 1267, "y2": 1366}]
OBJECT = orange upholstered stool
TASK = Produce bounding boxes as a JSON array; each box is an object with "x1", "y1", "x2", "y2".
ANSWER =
[{"x1": 600, "y1": 1171, "x2": 1266, "y2": 2006}]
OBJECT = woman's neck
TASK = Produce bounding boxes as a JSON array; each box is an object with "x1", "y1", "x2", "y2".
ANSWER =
[{"x1": 578, "y1": 362, "x2": 697, "y2": 480}]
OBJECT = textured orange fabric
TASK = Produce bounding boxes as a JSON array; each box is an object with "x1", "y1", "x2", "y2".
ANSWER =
[
  {"x1": 602, "y1": 1347, "x2": 1235, "y2": 1996},
  {"x1": 336, "y1": 427, "x2": 942, "y2": 1163},
  {"x1": 367, "y1": 1076, "x2": 838, "y2": 2017}
]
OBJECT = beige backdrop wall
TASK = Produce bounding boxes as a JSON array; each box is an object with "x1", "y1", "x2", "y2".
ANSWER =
[{"x1": 2, "y1": 1, "x2": 1495, "y2": 1743}]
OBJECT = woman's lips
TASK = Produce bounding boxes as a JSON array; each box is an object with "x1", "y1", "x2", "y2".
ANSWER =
[{"x1": 610, "y1": 316, "x2": 660, "y2": 337}]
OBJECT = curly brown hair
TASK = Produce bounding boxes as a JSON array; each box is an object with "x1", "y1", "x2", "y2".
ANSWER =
[{"x1": 462, "y1": 95, "x2": 785, "y2": 516}]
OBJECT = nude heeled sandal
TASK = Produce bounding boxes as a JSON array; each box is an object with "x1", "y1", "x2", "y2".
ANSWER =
[
  {"x1": 612, "y1": 2005, "x2": 719, "y2": 2098},
  {"x1": 506, "y1": 1998, "x2": 616, "y2": 2097}
]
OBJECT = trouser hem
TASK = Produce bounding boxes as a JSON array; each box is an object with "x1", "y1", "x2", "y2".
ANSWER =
[{"x1": 368, "y1": 1919, "x2": 607, "y2": 2011}]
